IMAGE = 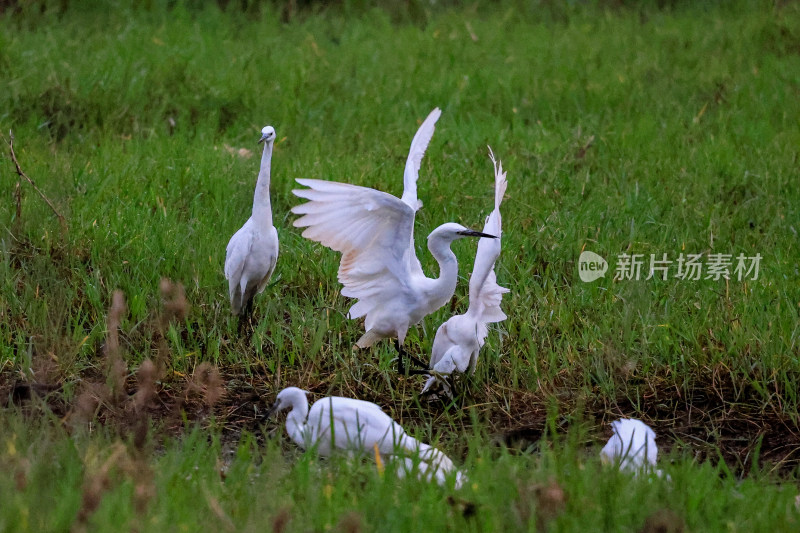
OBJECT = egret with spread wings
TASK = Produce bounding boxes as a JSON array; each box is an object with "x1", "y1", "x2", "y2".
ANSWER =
[
  {"x1": 224, "y1": 126, "x2": 280, "y2": 328},
  {"x1": 423, "y1": 149, "x2": 509, "y2": 397},
  {"x1": 291, "y1": 109, "x2": 495, "y2": 372}
]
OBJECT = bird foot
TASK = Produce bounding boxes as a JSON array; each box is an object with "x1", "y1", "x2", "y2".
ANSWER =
[{"x1": 421, "y1": 372, "x2": 453, "y2": 400}]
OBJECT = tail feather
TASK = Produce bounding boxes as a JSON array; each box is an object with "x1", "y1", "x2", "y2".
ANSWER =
[{"x1": 355, "y1": 330, "x2": 384, "y2": 349}]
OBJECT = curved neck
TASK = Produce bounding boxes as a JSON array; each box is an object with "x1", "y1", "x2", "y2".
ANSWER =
[
  {"x1": 285, "y1": 396, "x2": 308, "y2": 448},
  {"x1": 252, "y1": 141, "x2": 274, "y2": 226},
  {"x1": 427, "y1": 236, "x2": 459, "y2": 304}
]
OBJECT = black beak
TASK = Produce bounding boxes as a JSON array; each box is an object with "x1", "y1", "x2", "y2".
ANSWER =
[
  {"x1": 266, "y1": 400, "x2": 281, "y2": 419},
  {"x1": 258, "y1": 134, "x2": 268, "y2": 145},
  {"x1": 457, "y1": 229, "x2": 497, "y2": 239}
]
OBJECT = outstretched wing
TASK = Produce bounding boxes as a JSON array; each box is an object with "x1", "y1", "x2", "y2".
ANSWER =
[
  {"x1": 291, "y1": 178, "x2": 418, "y2": 320},
  {"x1": 467, "y1": 148, "x2": 510, "y2": 325},
  {"x1": 400, "y1": 108, "x2": 442, "y2": 211}
]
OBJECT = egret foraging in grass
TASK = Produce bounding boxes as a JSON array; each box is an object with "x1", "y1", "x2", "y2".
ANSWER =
[
  {"x1": 422, "y1": 149, "x2": 509, "y2": 397},
  {"x1": 291, "y1": 108, "x2": 495, "y2": 372},
  {"x1": 268, "y1": 386, "x2": 465, "y2": 488},
  {"x1": 224, "y1": 125, "x2": 280, "y2": 325},
  {"x1": 600, "y1": 418, "x2": 661, "y2": 474}
]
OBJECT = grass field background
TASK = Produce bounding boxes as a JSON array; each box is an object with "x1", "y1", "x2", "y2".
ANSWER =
[{"x1": 1, "y1": 0, "x2": 799, "y2": 530}]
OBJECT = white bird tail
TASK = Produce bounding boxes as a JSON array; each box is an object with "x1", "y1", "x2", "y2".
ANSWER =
[
  {"x1": 355, "y1": 330, "x2": 384, "y2": 349},
  {"x1": 397, "y1": 436, "x2": 457, "y2": 475}
]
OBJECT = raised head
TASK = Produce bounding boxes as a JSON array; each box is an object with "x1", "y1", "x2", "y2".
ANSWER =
[
  {"x1": 266, "y1": 386, "x2": 308, "y2": 418},
  {"x1": 259, "y1": 125, "x2": 276, "y2": 145},
  {"x1": 428, "y1": 222, "x2": 496, "y2": 243}
]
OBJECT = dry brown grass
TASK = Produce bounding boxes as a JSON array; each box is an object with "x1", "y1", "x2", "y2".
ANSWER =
[{"x1": 2, "y1": 280, "x2": 799, "y2": 479}]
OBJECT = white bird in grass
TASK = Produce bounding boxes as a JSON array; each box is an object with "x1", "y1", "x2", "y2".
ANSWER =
[
  {"x1": 395, "y1": 456, "x2": 463, "y2": 487},
  {"x1": 422, "y1": 149, "x2": 509, "y2": 397},
  {"x1": 600, "y1": 418, "x2": 661, "y2": 475},
  {"x1": 268, "y1": 386, "x2": 465, "y2": 488},
  {"x1": 224, "y1": 125, "x2": 280, "y2": 327},
  {"x1": 291, "y1": 108, "x2": 496, "y2": 373}
]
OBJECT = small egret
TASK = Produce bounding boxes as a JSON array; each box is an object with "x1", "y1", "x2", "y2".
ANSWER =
[
  {"x1": 291, "y1": 108, "x2": 495, "y2": 372},
  {"x1": 268, "y1": 386, "x2": 464, "y2": 488},
  {"x1": 423, "y1": 149, "x2": 509, "y2": 397},
  {"x1": 224, "y1": 126, "x2": 280, "y2": 325},
  {"x1": 600, "y1": 418, "x2": 660, "y2": 474}
]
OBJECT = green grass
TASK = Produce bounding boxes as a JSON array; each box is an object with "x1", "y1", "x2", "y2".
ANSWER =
[
  {"x1": 1, "y1": 0, "x2": 799, "y2": 530},
  {"x1": 1, "y1": 411, "x2": 799, "y2": 532}
]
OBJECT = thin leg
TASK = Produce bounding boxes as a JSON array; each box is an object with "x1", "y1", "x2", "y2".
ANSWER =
[
  {"x1": 394, "y1": 340, "x2": 429, "y2": 375},
  {"x1": 395, "y1": 339, "x2": 406, "y2": 374},
  {"x1": 238, "y1": 298, "x2": 255, "y2": 336},
  {"x1": 406, "y1": 353, "x2": 428, "y2": 369}
]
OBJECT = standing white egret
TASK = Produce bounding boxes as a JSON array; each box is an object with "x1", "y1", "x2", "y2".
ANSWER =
[
  {"x1": 291, "y1": 108, "x2": 495, "y2": 372},
  {"x1": 600, "y1": 418, "x2": 660, "y2": 474},
  {"x1": 268, "y1": 386, "x2": 465, "y2": 488},
  {"x1": 422, "y1": 149, "x2": 509, "y2": 397},
  {"x1": 224, "y1": 125, "x2": 280, "y2": 326}
]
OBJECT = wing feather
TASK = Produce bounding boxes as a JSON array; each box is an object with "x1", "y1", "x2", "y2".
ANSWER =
[
  {"x1": 467, "y1": 149, "x2": 510, "y2": 324},
  {"x1": 310, "y1": 397, "x2": 401, "y2": 452},
  {"x1": 400, "y1": 108, "x2": 441, "y2": 211},
  {"x1": 291, "y1": 179, "x2": 418, "y2": 320},
  {"x1": 224, "y1": 224, "x2": 254, "y2": 312}
]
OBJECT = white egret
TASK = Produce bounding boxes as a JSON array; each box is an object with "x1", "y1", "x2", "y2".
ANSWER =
[
  {"x1": 224, "y1": 125, "x2": 280, "y2": 325},
  {"x1": 422, "y1": 149, "x2": 509, "y2": 397},
  {"x1": 600, "y1": 418, "x2": 660, "y2": 474},
  {"x1": 290, "y1": 108, "x2": 496, "y2": 372},
  {"x1": 268, "y1": 386, "x2": 465, "y2": 488}
]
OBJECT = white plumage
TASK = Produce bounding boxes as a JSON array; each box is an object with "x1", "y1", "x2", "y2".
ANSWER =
[
  {"x1": 600, "y1": 418, "x2": 659, "y2": 473},
  {"x1": 268, "y1": 386, "x2": 465, "y2": 488},
  {"x1": 224, "y1": 126, "x2": 280, "y2": 318},
  {"x1": 423, "y1": 149, "x2": 509, "y2": 396},
  {"x1": 291, "y1": 109, "x2": 495, "y2": 364}
]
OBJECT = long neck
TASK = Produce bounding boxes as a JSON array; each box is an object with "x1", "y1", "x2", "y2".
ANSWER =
[
  {"x1": 427, "y1": 236, "x2": 459, "y2": 305},
  {"x1": 285, "y1": 398, "x2": 308, "y2": 448},
  {"x1": 252, "y1": 141, "x2": 274, "y2": 226}
]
